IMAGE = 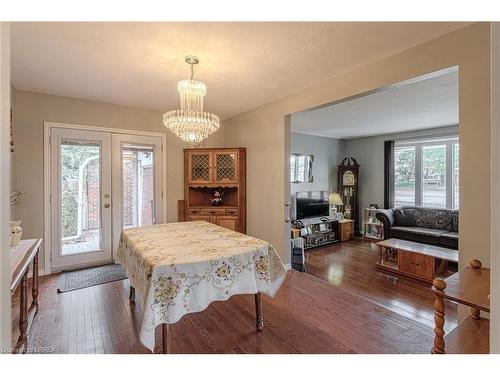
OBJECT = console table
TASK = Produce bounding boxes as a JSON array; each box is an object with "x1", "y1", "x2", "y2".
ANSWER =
[
  {"x1": 432, "y1": 259, "x2": 490, "y2": 354},
  {"x1": 10, "y1": 238, "x2": 42, "y2": 354}
]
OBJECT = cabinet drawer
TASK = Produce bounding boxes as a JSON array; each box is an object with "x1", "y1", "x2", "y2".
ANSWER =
[
  {"x1": 188, "y1": 208, "x2": 201, "y2": 215},
  {"x1": 188, "y1": 215, "x2": 211, "y2": 223},
  {"x1": 200, "y1": 208, "x2": 226, "y2": 215},
  {"x1": 225, "y1": 208, "x2": 239, "y2": 216}
]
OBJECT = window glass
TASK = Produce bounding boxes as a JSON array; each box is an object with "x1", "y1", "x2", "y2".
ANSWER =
[
  {"x1": 394, "y1": 146, "x2": 416, "y2": 206},
  {"x1": 422, "y1": 145, "x2": 447, "y2": 209}
]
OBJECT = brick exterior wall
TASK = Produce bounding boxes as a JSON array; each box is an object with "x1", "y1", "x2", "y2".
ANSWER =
[{"x1": 85, "y1": 159, "x2": 100, "y2": 230}]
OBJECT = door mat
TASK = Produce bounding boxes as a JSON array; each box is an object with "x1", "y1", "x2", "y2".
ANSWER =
[{"x1": 57, "y1": 264, "x2": 127, "y2": 293}]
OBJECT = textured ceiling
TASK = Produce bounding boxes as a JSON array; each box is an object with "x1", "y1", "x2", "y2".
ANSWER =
[
  {"x1": 11, "y1": 22, "x2": 470, "y2": 119},
  {"x1": 291, "y1": 69, "x2": 458, "y2": 139}
]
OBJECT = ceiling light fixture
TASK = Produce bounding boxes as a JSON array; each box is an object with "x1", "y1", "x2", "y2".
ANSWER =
[{"x1": 163, "y1": 56, "x2": 220, "y2": 143}]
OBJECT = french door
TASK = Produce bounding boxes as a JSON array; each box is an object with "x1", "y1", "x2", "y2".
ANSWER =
[
  {"x1": 49, "y1": 127, "x2": 163, "y2": 272},
  {"x1": 111, "y1": 134, "x2": 163, "y2": 252}
]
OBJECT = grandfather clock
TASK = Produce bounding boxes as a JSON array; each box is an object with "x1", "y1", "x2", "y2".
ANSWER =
[{"x1": 338, "y1": 157, "x2": 360, "y2": 233}]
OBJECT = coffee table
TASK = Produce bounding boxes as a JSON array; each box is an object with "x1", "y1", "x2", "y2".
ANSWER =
[{"x1": 376, "y1": 238, "x2": 458, "y2": 283}]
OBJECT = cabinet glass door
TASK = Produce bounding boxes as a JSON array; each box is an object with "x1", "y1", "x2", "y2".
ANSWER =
[
  {"x1": 214, "y1": 151, "x2": 238, "y2": 183},
  {"x1": 189, "y1": 151, "x2": 212, "y2": 183}
]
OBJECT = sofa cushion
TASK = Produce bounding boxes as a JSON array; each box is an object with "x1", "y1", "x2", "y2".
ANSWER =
[
  {"x1": 410, "y1": 207, "x2": 455, "y2": 231},
  {"x1": 440, "y1": 232, "x2": 459, "y2": 249},
  {"x1": 393, "y1": 208, "x2": 417, "y2": 227},
  {"x1": 389, "y1": 226, "x2": 448, "y2": 246}
]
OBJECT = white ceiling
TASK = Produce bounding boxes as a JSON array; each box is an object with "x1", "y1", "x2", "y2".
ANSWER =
[
  {"x1": 291, "y1": 69, "x2": 458, "y2": 139},
  {"x1": 11, "y1": 22, "x2": 469, "y2": 120}
]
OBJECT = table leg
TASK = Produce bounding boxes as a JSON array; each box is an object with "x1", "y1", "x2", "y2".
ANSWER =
[
  {"x1": 162, "y1": 324, "x2": 170, "y2": 354},
  {"x1": 15, "y1": 272, "x2": 29, "y2": 354},
  {"x1": 31, "y1": 252, "x2": 39, "y2": 314},
  {"x1": 154, "y1": 323, "x2": 171, "y2": 354},
  {"x1": 255, "y1": 292, "x2": 264, "y2": 332},
  {"x1": 129, "y1": 285, "x2": 135, "y2": 304}
]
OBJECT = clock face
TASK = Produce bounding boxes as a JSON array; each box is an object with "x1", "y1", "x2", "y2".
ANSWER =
[{"x1": 343, "y1": 171, "x2": 355, "y2": 186}]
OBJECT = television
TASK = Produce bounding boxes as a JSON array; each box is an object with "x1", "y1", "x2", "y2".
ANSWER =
[{"x1": 295, "y1": 191, "x2": 329, "y2": 220}]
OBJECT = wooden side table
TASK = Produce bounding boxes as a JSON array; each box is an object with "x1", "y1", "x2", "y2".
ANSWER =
[
  {"x1": 338, "y1": 219, "x2": 354, "y2": 241},
  {"x1": 431, "y1": 259, "x2": 490, "y2": 354},
  {"x1": 10, "y1": 239, "x2": 43, "y2": 354}
]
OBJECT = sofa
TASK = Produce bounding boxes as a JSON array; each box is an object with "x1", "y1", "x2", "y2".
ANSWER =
[{"x1": 375, "y1": 206, "x2": 458, "y2": 250}]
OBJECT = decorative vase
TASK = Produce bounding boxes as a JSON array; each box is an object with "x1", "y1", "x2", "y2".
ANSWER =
[{"x1": 10, "y1": 220, "x2": 22, "y2": 247}]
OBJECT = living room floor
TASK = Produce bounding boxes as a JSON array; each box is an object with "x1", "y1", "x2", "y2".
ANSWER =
[{"x1": 305, "y1": 238, "x2": 458, "y2": 332}]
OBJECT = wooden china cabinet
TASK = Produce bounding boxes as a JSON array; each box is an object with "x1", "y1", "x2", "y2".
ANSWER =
[{"x1": 184, "y1": 148, "x2": 246, "y2": 233}]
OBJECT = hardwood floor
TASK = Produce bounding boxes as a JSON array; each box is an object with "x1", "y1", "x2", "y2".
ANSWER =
[
  {"x1": 12, "y1": 238, "x2": 454, "y2": 354},
  {"x1": 304, "y1": 238, "x2": 458, "y2": 332}
]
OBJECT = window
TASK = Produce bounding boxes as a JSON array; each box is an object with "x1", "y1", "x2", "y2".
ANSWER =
[{"x1": 393, "y1": 136, "x2": 459, "y2": 210}]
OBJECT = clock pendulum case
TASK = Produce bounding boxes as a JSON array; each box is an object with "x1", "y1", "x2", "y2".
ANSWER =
[{"x1": 338, "y1": 157, "x2": 360, "y2": 233}]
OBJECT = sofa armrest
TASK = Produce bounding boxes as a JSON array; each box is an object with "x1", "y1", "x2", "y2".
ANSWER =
[{"x1": 376, "y1": 209, "x2": 395, "y2": 239}]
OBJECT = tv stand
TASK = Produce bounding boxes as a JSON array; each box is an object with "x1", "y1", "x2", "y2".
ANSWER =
[{"x1": 294, "y1": 216, "x2": 339, "y2": 249}]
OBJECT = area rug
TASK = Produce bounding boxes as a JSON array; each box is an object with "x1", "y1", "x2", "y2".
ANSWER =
[{"x1": 57, "y1": 264, "x2": 127, "y2": 293}]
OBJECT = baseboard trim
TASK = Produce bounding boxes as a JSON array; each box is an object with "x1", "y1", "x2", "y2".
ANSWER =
[{"x1": 284, "y1": 263, "x2": 292, "y2": 271}]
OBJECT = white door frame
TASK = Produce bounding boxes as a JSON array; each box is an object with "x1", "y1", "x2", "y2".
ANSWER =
[
  {"x1": 111, "y1": 133, "x2": 163, "y2": 256},
  {"x1": 44, "y1": 121, "x2": 167, "y2": 274}
]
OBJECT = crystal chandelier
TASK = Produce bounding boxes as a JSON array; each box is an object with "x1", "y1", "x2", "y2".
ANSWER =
[{"x1": 163, "y1": 56, "x2": 220, "y2": 143}]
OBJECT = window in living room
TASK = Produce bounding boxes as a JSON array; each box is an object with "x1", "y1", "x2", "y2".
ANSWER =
[{"x1": 394, "y1": 136, "x2": 459, "y2": 209}]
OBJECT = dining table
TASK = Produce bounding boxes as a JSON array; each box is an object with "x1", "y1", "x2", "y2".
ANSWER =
[{"x1": 116, "y1": 220, "x2": 287, "y2": 353}]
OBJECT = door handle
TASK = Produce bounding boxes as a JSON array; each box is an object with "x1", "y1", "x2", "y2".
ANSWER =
[{"x1": 104, "y1": 203, "x2": 111, "y2": 208}]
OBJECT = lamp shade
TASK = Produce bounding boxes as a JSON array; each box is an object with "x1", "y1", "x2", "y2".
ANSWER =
[{"x1": 329, "y1": 192, "x2": 344, "y2": 206}]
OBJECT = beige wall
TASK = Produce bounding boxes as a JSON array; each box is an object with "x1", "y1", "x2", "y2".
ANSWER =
[
  {"x1": 224, "y1": 23, "x2": 492, "y2": 274},
  {"x1": 13, "y1": 90, "x2": 225, "y2": 271}
]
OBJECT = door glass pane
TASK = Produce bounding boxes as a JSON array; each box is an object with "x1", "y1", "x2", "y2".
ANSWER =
[
  {"x1": 454, "y1": 143, "x2": 459, "y2": 209},
  {"x1": 422, "y1": 144, "x2": 447, "y2": 208},
  {"x1": 394, "y1": 146, "x2": 416, "y2": 206},
  {"x1": 60, "y1": 140, "x2": 101, "y2": 255},
  {"x1": 122, "y1": 145, "x2": 155, "y2": 228}
]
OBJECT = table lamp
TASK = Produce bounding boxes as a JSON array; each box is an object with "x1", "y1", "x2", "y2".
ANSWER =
[{"x1": 329, "y1": 192, "x2": 344, "y2": 216}]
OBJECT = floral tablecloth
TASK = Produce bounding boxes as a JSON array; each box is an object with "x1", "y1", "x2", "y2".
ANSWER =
[{"x1": 116, "y1": 221, "x2": 287, "y2": 351}]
